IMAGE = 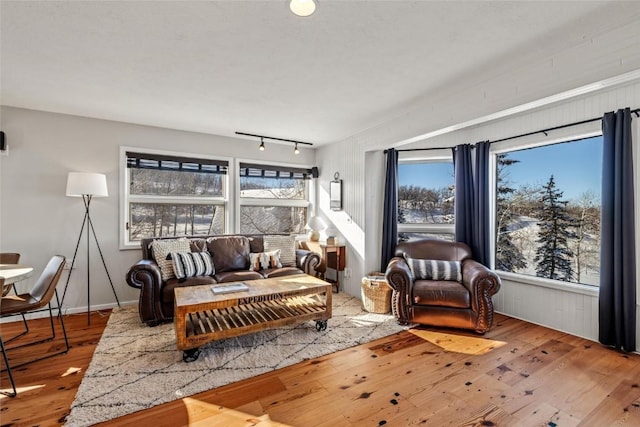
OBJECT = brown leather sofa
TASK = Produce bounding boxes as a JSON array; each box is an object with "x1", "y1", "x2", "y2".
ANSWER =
[
  {"x1": 385, "y1": 238, "x2": 501, "y2": 334},
  {"x1": 126, "y1": 234, "x2": 320, "y2": 326}
]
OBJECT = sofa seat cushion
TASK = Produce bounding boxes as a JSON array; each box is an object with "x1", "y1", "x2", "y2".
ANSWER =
[
  {"x1": 162, "y1": 275, "x2": 218, "y2": 304},
  {"x1": 412, "y1": 280, "x2": 470, "y2": 308},
  {"x1": 214, "y1": 270, "x2": 263, "y2": 283},
  {"x1": 260, "y1": 267, "x2": 304, "y2": 279}
]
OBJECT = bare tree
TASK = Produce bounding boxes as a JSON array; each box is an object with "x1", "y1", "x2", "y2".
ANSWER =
[{"x1": 569, "y1": 191, "x2": 600, "y2": 283}]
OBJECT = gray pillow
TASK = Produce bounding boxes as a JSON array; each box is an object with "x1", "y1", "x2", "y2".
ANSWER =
[{"x1": 404, "y1": 255, "x2": 462, "y2": 282}]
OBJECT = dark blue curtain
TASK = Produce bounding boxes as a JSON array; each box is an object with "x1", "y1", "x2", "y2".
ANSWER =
[
  {"x1": 381, "y1": 149, "x2": 399, "y2": 272},
  {"x1": 473, "y1": 141, "x2": 491, "y2": 266},
  {"x1": 453, "y1": 144, "x2": 474, "y2": 249},
  {"x1": 599, "y1": 108, "x2": 636, "y2": 352}
]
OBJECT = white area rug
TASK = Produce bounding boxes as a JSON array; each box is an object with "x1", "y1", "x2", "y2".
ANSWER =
[{"x1": 65, "y1": 293, "x2": 407, "y2": 426}]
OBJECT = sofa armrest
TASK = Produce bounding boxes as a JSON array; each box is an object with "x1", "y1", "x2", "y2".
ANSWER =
[
  {"x1": 296, "y1": 249, "x2": 321, "y2": 276},
  {"x1": 385, "y1": 256, "x2": 413, "y2": 324},
  {"x1": 461, "y1": 259, "x2": 501, "y2": 333},
  {"x1": 126, "y1": 259, "x2": 165, "y2": 326}
]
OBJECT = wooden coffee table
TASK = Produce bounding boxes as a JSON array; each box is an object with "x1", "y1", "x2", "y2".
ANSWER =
[{"x1": 174, "y1": 274, "x2": 332, "y2": 362}]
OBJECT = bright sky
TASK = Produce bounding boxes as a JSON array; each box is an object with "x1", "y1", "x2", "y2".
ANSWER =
[
  {"x1": 505, "y1": 135, "x2": 602, "y2": 201},
  {"x1": 398, "y1": 135, "x2": 603, "y2": 201},
  {"x1": 399, "y1": 161, "x2": 454, "y2": 190}
]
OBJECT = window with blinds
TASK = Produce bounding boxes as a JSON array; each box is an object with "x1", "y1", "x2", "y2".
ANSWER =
[
  {"x1": 238, "y1": 162, "x2": 311, "y2": 234},
  {"x1": 123, "y1": 150, "x2": 228, "y2": 244}
]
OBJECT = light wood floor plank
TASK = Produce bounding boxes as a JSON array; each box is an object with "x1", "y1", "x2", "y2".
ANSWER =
[{"x1": 2, "y1": 312, "x2": 640, "y2": 427}]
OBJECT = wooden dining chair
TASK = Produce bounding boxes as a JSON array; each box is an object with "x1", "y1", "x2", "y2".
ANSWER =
[{"x1": 0, "y1": 255, "x2": 70, "y2": 397}]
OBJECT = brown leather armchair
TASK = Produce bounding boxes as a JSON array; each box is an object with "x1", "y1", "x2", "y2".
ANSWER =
[{"x1": 385, "y1": 239, "x2": 501, "y2": 334}]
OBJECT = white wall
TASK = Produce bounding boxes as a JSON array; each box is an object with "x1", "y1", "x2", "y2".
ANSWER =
[{"x1": 0, "y1": 107, "x2": 315, "y2": 314}]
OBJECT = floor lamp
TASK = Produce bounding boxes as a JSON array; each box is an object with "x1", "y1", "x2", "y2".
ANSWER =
[{"x1": 61, "y1": 172, "x2": 121, "y2": 324}]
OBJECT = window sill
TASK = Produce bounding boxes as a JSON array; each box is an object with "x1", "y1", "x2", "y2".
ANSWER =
[{"x1": 497, "y1": 271, "x2": 599, "y2": 297}]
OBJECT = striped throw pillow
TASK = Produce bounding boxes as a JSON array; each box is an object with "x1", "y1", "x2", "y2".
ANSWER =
[
  {"x1": 248, "y1": 250, "x2": 282, "y2": 271},
  {"x1": 170, "y1": 251, "x2": 215, "y2": 279},
  {"x1": 404, "y1": 256, "x2": 462, "y2": 282}
]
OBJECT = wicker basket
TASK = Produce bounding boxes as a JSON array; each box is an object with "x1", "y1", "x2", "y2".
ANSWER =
[{"x1": 361, "y1": 272, "x2": 392, "y2": 314}]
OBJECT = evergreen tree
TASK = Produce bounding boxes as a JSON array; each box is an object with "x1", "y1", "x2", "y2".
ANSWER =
[
  {"x1": 534, "y1": 175, "x2": 575, "y2": 281},
  {"x1": 495, "y1": 154, "x2": 527, "y2": 272}
]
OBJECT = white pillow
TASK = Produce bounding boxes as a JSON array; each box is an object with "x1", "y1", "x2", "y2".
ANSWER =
[
  {"x1": 248, "y1": 250, "x2": 282, "y2": 271},
  {"x1": 151, "y1": 238, "x2": 191, "y2": 280},
  {"x1": 263, "y1": 235, "x2": 296, "y2": 267}
]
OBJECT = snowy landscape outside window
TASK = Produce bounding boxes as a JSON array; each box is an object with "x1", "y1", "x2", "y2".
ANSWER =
[
  {"x1": 494, "y1": 135, "x2": 602, "y2": 287},
  {"x1": 125, "y1": 151, "x2": 227, "y2": 244},
  {"x1": 397, "y1": 158, "x2": 455, "y2": 242},
  {"x1": 239, "y1": 163, "x2": 311, "y2": 234}
]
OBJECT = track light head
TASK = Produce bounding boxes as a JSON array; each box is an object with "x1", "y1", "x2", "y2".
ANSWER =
[
  {"x1": 294, "y1": 143, "x2": 300, "y2": 154},
  {"x1": 259, "y1": 138, "x2": 265, "y2": 151}
]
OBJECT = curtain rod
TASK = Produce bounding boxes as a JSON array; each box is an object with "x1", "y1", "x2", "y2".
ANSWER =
[{"x1": 387, "y1": 107, "x2": 640, "y2": 153}]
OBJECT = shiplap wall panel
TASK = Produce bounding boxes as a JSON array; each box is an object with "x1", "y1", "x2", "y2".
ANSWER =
[{"x1": 317, "y1": 78, "x2": 640, "y2": 344}]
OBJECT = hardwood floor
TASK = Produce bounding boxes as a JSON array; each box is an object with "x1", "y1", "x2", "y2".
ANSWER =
[{"x1": 2, "y1": 310, "x2": 640, "y2": 426}]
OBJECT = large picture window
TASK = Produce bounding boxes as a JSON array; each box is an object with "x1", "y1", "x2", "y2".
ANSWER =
[
  {"x1": 494, "y1": 135, "x2": 602, "y2": 287},
  {"x1": 238, "y1": 162, "x2": 312, "y2": 234},
  {"x1": 123, "y1": 150, "x2": 228, "y2": 245},
  {"x1": 397, "y1": 156, "x2": 455, "y2": 242}
]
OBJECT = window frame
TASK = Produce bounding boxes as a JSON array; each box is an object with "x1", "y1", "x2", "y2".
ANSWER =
[
  {"x1": 235, "y1": 158, "x2": 315, "y2": 234},
  {"x1": 397, "y1": 149, "x2": 455, "y2": 239},
  {"x1": 489, "y1": 130, "x2": 603, "y2": 293},
  {"x1": 119, "y1": 146, "x2": 231, "y2": 249}
]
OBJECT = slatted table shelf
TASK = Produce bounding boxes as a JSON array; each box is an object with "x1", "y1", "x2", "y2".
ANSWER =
[{"x1": 174, "y1": 274, "x2": 332, "y2": 362}]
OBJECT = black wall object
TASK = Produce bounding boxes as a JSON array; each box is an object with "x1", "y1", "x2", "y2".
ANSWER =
[
  {"x1": 0, "y1": 131, "x2": 5, "y2": 151},
  {"x1": 311, "y1": 166, "x2": 319, "y2": 178}
]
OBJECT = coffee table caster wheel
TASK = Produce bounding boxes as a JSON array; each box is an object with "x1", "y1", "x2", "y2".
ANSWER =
[
  {"x1": 183, "y1": 348, "x2": 201, "y2": 362},
  {"x1": 315, "y1": 320, "x2": 328, "y2": 331}
]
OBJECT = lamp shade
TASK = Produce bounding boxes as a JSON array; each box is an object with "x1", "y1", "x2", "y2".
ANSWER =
[
  {"x1": 66, "y1": 172, "x2": 109, "y2": 197},
  {"x1": 306, "y1": 215, "x2": 327, "y2": 231}
]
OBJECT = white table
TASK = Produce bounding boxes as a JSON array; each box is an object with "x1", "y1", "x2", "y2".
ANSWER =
[{"x1": 0, "y1": 263, "x2": 34, "y2": 294}]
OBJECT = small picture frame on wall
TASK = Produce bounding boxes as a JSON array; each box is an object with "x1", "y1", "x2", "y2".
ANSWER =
[{"x1": 330, "y1": 172, "x2": 342, "y2": 211}]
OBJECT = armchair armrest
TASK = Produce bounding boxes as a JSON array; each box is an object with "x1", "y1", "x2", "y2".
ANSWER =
[
  {"x1": 126, "y1": 259, "x2": 164, "y2": 326},
  {"x1": 296, "y1": 249, "x2": 321, "y2": 276},
  {"x1": 461, "y1": 259, "x2": 501, "y2": 333},
  {"x1": 384, "y1": 256, "x2": 413, "y2": 324}
]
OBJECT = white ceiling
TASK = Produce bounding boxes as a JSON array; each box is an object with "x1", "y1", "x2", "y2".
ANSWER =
[{"x1": 2, "y1": 1, "x2": 640, "y2": 146}]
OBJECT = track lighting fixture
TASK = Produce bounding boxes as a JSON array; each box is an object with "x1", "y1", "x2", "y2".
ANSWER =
[{"x1": 235, "y1": 132, "x2": 313, "y2": 153}]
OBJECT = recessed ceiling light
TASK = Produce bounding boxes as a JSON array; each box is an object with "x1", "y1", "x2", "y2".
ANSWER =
[{"x1": 290, "y1": 0, "x2": 316, "y2": 17}]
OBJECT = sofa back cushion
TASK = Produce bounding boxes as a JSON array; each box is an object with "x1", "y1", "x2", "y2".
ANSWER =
[
  {"x1": 395, "y1": 238, "x2": 472, "y2": 263},
  {"x1": 207, "y1": 236, "x2": 250, "y2": 272}
]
